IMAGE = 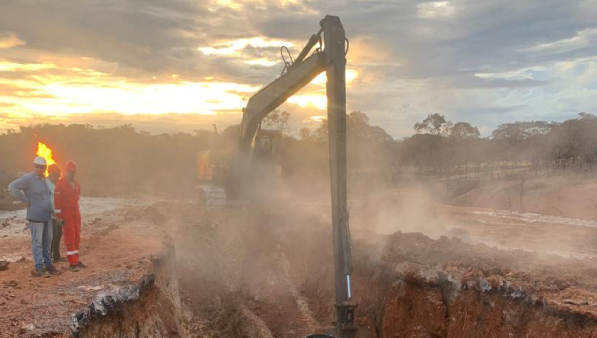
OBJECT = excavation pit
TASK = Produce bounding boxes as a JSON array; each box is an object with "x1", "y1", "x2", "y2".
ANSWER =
[{"x1": 72, "y1": 203, "x2": 597, "y2": 338}]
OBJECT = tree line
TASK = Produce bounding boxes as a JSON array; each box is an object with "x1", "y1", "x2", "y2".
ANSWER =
[
  {"x1": 0, "y1": 124, "x2": 218, "y2": 197},
  {"x1": 396, "y1": 112, "x2": 597, "y2": 173},
  {"x1": 1, "y1": 111, "x2": 595, "y2": 198}
]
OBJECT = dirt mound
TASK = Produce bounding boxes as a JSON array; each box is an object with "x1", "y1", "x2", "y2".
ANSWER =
[
  {"x1": 451, "y1": 175, "x2": 597, "y2": 221},
  {"x1": 155, "y1": 202, "x2": 597, "y2": 337},
  {"x1": 376, "y1": 232, "x2": 597, "y2": 336},
  {"x1": 382, "y1": 232, "x2": 597, "y2": 305}
]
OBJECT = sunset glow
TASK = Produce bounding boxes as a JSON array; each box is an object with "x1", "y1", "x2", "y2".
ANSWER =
[
  {"x1": 0, "y1": 7, "x2": 365, "y2": 133},
  {"x1": 0, "y1": 49, "x2": 359, "y2": 130},
  {"x1": 199, "y1": 37, "x2": 294, "y2": 56},
  {"x1": 1, "y1": 0, "x2": 593, "y2": 137}
]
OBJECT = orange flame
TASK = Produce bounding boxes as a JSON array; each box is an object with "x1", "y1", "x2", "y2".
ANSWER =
[{"x1": 36, "y1": 142, "x2": 56, "y2": 177}]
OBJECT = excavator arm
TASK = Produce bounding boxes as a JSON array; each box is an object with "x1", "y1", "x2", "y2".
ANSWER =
[
  {"x1": 239, "y1": 51, "x2": 324, "y2": 152},
  {"x1": 237, "y1": 15, "x2": 356, "y2": 337}
]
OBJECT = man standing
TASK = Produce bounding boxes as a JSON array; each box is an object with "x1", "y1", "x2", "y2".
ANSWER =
[
  {"x1": 8, "y1": 157, "x2": 61, "y2": 277},
  {"x1": 55, "y1": 160, "x2": 86, "y2": 271},
  {"x1": 47, "y1": 164, "x2": 64, "y2": 263}
]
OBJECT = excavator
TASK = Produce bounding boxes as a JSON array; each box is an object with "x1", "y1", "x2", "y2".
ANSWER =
[{"x1": 198, "y1": 15, "x2": 356, "y2": 337}]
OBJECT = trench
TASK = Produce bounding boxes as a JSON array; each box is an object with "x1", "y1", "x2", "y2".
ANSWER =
[{"x1": 73, "y1": 204, "x2": 597, "y2": 338}]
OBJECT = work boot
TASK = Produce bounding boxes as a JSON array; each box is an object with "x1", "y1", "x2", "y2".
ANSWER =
[
  {"x1": 31, "y1": 268, "x2": 50, "y2": 278},
  {"x1": 69, "y1": 265, "x2": 78, "y2": 272},
  {"x1": 45, "y1": 265, "x2": 61, "y2": 275},
  {"x1": 77, "y1": 261, "x2": 87, "y2": 268}
]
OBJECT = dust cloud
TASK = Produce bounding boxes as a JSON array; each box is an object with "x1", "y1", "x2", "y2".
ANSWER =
[{"x1": 6, "y1": 112, "x2": 597, "y2": 337}]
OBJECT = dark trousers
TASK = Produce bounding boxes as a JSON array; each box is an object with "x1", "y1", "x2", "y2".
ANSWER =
[{"x1": 50, "y1": 217, "x2": 63, "y2": 261}]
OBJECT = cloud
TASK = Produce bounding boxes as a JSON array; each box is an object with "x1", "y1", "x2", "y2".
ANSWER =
[
  {"x1": 199, "y1": 37, "x2": 294, "y2": 56},
  {"x1": 0, "y1": 0, "x2": 210, "y2": 77},
  {"x1": 0, "y1": 82, "x2": 53, "y2": 98},
  {"x1": 519, "y1": 28, "x2": 597, "y2": 54},
  {"x1": 0, "y1": 33, "x2": 25, "y2": 49},
  {"x1": 417, "y1": 1, "x2": 457, "y2": 19},
  {"x1": 0, "y1": 0, "x2": 596, "y2": 137}
]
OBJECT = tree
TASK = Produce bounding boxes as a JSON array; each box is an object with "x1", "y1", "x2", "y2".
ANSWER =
[
  {"x1": 449, "y1": 122, "x2": 480, "y2": 139},
  {"x1": 414, "y1": 113, "x2": 453, "y2": 136},
  {"x1": 492, "y1": 121, "x2": 556, "y2": 141},
  {"x1": 347, "y1": 111, "x2": 392, "y2": 143},
  {"x1": 314, "y1": 111, "x2": 393, "y2": 143},
  {"x1": 548, "y1": 113, "x2": 597, "y2": 165},
  {"x1": 299, "y1": 128, "x2": 316, "y2": 142},
  {"x1": 579, "y1": 112, "x2": 597, "y2": 120},
  {"x1": 262, "y1": 109, "x2": 290, "y2": 131}
]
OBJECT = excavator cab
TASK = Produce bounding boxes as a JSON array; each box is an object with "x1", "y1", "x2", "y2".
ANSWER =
[
  {"x1": 253, "y1": 128, "x2": 283, "y2": 176},
  {"x1": 196, "y1": 129, "x2": 284, "y2": 206}
]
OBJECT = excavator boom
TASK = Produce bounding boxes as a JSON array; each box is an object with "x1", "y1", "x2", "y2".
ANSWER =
[
  {"x1": 239, "y1": 51, "x2": 325, "y2": 152},
  {"x1": 235, "y1": 15, "x2": 355, "y2": 337}
]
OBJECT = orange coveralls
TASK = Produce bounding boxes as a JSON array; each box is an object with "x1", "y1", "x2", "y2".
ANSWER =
[{"x1": 54, "y1": 178, "x2": 81, "y2": 266}]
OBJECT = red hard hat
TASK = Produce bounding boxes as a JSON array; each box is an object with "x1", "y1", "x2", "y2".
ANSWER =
[
  {"x1": 65, "y1": 160, "x2": 77, "y2": 172},
  {"x1": 48, "y1": 164, "x2": 61, "y2": 174}
]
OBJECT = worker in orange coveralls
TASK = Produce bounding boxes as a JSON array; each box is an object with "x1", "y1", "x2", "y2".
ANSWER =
[{"x1": 54, "y1": 160, "x2": 86, "y2": 272}]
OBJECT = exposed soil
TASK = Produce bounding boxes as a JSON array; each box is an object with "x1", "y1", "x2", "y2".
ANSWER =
[
  {"x1": 4, "y1": 177, "x2": 597, "y2": 337},
  {"x1": 166, "y1": 199, "x2": 597, "y2": 338},
  {"x1": 0, "y1": 198, "x2": 166, "y2": 338},
  {"x1": 451, "y1": 174, "x2": 597, "y2": 221}
]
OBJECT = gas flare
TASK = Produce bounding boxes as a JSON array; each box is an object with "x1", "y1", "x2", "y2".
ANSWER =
[{"x1": 36, "y1": 141, "x2": 56, "y2": 176}]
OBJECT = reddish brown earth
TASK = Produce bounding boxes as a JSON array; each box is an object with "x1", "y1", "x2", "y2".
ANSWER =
[
  {"x1": 451, "y1": 174, "x2": 597, "y2": 221},
  {"x1": 4, "y1": 176, "x2": 597, "y2": 337},
  {"x1": 0, "y1": 201, "x2": 167, "y2": 338},
  {"x1": 171, "y1": 199, "x2": 597, "y2": 338}
]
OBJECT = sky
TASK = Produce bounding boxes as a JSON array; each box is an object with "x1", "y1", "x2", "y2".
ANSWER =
[{"x1": 0, "y1": 0, "x2": 596, "y2": 138}]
